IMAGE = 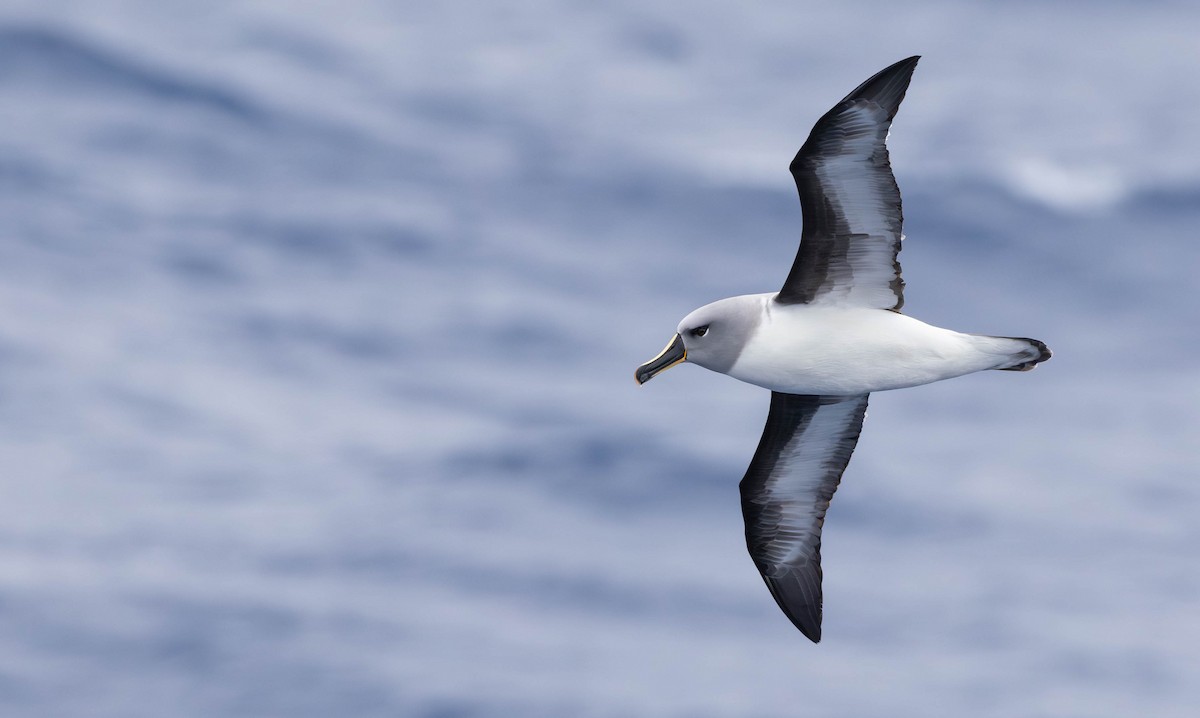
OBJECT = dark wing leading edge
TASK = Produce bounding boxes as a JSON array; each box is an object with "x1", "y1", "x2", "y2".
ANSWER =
[
  {"x1": 776, "y1": 56, "x2": 919, "y2": 311},
  {"x1": 739, "y1": 392, "x2": 869, "y2": 643}
]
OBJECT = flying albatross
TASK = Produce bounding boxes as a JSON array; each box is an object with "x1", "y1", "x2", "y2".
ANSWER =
[{"x1": 634, "y1": 56, "x2": 1050, "y2": 643}]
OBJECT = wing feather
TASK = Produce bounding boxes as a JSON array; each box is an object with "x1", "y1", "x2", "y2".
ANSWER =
[
  {"x1": 776, "y1": 56, "x2": 918, "y2": 310},
  {"x1": 739, "y1": 392, "x2": 869, "y2": 642}
]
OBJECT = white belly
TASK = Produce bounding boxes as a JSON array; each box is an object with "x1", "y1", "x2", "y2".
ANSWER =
[{"x1": 727, "y1": 302, "x2": 1003, "y2": 395}]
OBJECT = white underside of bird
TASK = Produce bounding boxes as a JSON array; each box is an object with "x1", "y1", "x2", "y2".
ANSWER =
[{"x1": 689, "y1": 293, "x2": 1042, "y2": 396}]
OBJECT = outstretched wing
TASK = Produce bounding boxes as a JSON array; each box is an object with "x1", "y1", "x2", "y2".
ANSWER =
[
  {"x1": 739, "y1": 392, "x2": 869, "y2": 642},
  {"x1": 776, "y1": 56, "x2": 919, "y2": 311}
]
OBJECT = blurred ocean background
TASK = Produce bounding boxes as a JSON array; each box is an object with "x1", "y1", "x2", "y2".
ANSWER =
[{"x1": 1, "y1": 1, "x2": 1197, "y2": 716}]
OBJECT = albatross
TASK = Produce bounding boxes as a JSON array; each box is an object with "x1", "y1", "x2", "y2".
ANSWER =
[{"x1": 634, "y1": 56, "x2": 1050, "y2": 643}]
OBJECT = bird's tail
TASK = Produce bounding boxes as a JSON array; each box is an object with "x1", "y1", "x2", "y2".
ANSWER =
[{"x1": 986, "y1": 336, "x2": 1052, "y2": 371}]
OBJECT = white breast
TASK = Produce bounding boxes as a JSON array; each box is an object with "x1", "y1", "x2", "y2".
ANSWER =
[{"x1": 727, "y1": 300, "x2": 1002, "y2": 395}]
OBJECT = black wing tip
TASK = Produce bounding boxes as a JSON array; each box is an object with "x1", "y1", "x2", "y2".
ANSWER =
[
  {"x1": 786, "y1": 55, "x2": 921, "y2": 178},
  {"x1": 763, "y1": 574, "x2": 824, "y2": 644},
  {"x1": 839, "y1": 55, "x2": 922, "y2": 119},
  {"x1": 795, "y1": 615, "x2": 821, "y2": 643}
]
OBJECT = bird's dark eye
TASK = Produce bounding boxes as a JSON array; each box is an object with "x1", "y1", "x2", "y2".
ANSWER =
[{"x1": 691, "y1": 325, "x2": 709, "y2": 338}]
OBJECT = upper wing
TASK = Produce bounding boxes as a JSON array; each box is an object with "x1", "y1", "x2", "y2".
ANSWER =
[
  {"x1": 739, "y1": 392, "x2": 869, "y2": 643},
  {"x1": 775, "y1": 56, "x2": 919, "y2": 311}
]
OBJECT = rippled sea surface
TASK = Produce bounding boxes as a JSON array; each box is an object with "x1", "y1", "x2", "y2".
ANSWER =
[{"x1": 1, "y1": 2, "x2": 1197, "y2": 716}]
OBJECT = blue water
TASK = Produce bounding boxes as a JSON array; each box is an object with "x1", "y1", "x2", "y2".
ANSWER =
[{"x1": 0, "y1": 3, "x2": 1197, "y2": 716}]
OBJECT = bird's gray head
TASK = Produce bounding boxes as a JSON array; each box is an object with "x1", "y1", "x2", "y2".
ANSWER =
[{"x1": 635, "y1": 295, "x2": 763, "y2": 384}]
